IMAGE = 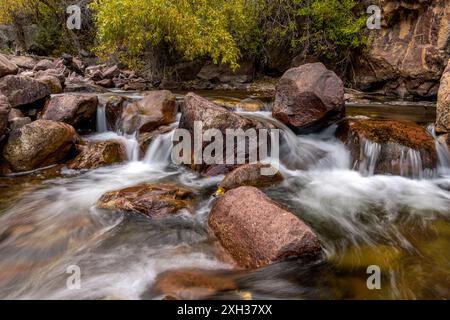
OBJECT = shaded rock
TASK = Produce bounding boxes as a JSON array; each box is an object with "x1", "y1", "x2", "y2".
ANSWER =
[
  {"x1": 36, "y1": 75, "x2": 63, "y2": 94},
  {"x1": 68, "y1": 140, "x2": 127, "y2": 170},
  {"x1": 0, "y1": 54, "x2": 18, "y2": 77},
  {"x1": 0, "y1": 75, "x2": 50, "y2": 107},
  {"x1": 41, "y1": 94, "x2": 98, "y2": 129},
  {"x1": 179, "y1": 93, "x2": 271, "y2": 176},
  {"x1": 35, "y1": 69, "x2": 65, "y2": 85},
  {"x1": 96, "y1": 183, "x2": 195, "y2": 218},
  {"x1": 0, "y1": 95, "x2": 11, "y2": 139},
  {"x1": 219, "y1": 163, "x2": 283, "y2": 192},
  {"x1": 34, "y1": 59, "x2": 55, "y2": 71},
  {"x1": 103, "y1": 65, "x2": 120, "y2": 79},
  {"x1": 61, "y1": 54, "x2": 84, "y2": 76},
  {"x1": 9, "y1": 116, "x2": 31, "y2": 131},
  {"x1": 3, "y1": 120, "x2": 78, "y2": 172},
  {"x1": 436, "y1": 60, "x2": 450, "y2": 133},
  {"x1": 95, "y1": 78, "x2": 114, "y2": 88},
  {"x1": 273, "y1": 63, "x2": 345, "y2": 133},
  {"x1": 9, "y1": 56, "x2": 37, "y2": 70},
  {"x1": 170, "y1": 60, "x2": 204, "y2": 81},
  {"x1": 197, "y1": 60, "x2": 254, "y2": 83},
  {"x1": 64, "y1": 76, "x2": 106, "y2": 93},
  {"x1": 120, "y1": 90, "x2": 177, "y2": 134},
  {"x1": 209, "y1": 187, "x2": 322, "y2": 269},
  {"x1": 8, "y1": 108, "x2": 24, "y2": 120},
  {"x1": 150, "y1": 269, "x2": 237, "y2": 300},
  {"x1": 337, "y1": 119, "x2": 437, "y2": 177}
]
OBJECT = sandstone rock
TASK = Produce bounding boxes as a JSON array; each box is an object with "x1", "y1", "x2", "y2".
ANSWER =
[
  {"x1": 0, "y1": 75, "x2": 50, "y2": 107},
  {"x1": 120, "y1": 90, "x2": 177, "y2": 134},
  {"x1": 150, "y1": 269, "x2": 237, "y2": 300},
  {"x1": 219, "y1": 163, "x2": 283, "y2": 192},
  {"x1": 337, "y1": 119, "x2": 437, "y2": 177},
  {"x1": 0, "y1": 95, "x2": 11, "y2": 139},
  {"x1": 35, "y1": 69, "x2": 66, "y2": 85},
  {"x1": 95, "y1": 78, "x2": 114, "y2": 88},
  {"x1": 36, "y1": 75, "x2": 63, "y2": 94},
  {"x1": 138, "y1": 125, "x2": 173, "y2": 153},
  {"x1": 34, "y1": 59, "x2": 55, "y2": 71},
  {"x1": 9, "y1": 56, "x2": 37, "y2": 70},
  {"x1": 96, "y1": 183, "x2": 195, "y2": 218},
  {"x1": 41, "y1": 94, "x2": 99, "y2": 129},
  {"x1": 100, "y1": 95, "x2": 127, "y2": 131},
  {"x1": 103, "y1": 65, "x2": 120, "y2": 79},
  {"x1": 197, "y1": 60, "x2": 254, "y2": 83},
  {"x1": 209, "y1": 186, "x2": 322, "y2": 268},
  {"x1": 64, "y1": 76, "x2": 106, "y2": 93},
  {"x1": 3, "y1": 120, "x2": 78, "y2": 172},
  {"x1": 273, "y1": 63, "x2": 345, "y2": 133},
  {"x1": 8, "y1": 108, "x2": 24, "y2": 120},
  {"x1": 68, "y1": 140, "x2": 127, "y2": 170},
  {"x1": 8, "y1": 116, "x2": 31, "y2": 131},
  {"x1": 212, "y1": 97, "x2": 265, "y2": 112},
  {"x1": 354, "y1": 0, "x2": 449, "y2": 98},
  {"x1": 0, "y1": 54, "x2": 18, "y2": 77},
  {"x1": 436, "y1": 60, "x2": 450, "y2": 133}
]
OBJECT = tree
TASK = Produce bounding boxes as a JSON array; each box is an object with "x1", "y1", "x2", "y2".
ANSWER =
[{"x1": 90, "y1": 0, "x2": 257, "y2": 69}]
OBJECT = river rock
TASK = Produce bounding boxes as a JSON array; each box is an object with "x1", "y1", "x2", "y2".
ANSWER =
[
  {"x1": 179, "y1": 93, "x2": 271, "y2": 176},
  {"x1": 209, "y1": 186, "x2": 322, "y2": 268},
  {"x1": 150, "y1": 269, "x2": 237, "y2": 300},
  {"x1": 68, "y1": 140, "x2": 127, "y2": 170},
  {"x1": 337, "y1": 119, "x2": 437, "y2": 177},
  {"x1": 34, "y1": 59, "x2": 55, "y2": 72},
  {"x1": 0, "y1": 95, "x2": 11, "y2": 139},
  {"x1": 3, "y1": 120, "x2": 78, "y2": 172},
  {"x1": 0, "y1": 54, "x2": 18, "y2": 78},
  {"x1": 120, "y1": 90, "x2": 177, "y2": 134},
  {"x1": 103, "y1": 65, "x2": 120, "y2": 79},
  {"x1": 354, "y1": 0, "x2": 449, "y2": 98},
  {"x1": 0, "y1": 75, "x2": 50, "y2": 107},
  {"x1": 36, "y1": 75, "x2": 63, "y2": 94},
  {"x1": 97, "y1": 183, "x2": 195, "y2": 218},
  {"x1": 219, "y1": 163, "x2": 283, "y2": 192},
  {"x1": 436, "y1": 60, "x2": 450, "y2": 133},
  {"x1": 9, "y1": 56, "x2": 37, "y2": 70},
  {"x1": 101, "y1": 95, "x2": 127, "y2": 131},
  {"x1": 197, "y1": 60, "x2": 254, "y2": 83},
  {"x1": 8, "y1": 108, "x2": 31, "y2": 131},
  {"x1": 41, "y1": 94, "x2": 99, "y2": 129},
  {"x1": 273, "y1": 63, "x2": 345, "y2": 133}
]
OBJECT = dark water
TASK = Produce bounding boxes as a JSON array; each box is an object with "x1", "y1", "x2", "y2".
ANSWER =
[{"x1": 0, "y1": 92, "x2": 448, "y2": 300}]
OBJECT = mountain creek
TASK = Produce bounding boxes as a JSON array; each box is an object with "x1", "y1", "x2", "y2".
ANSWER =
[{"x1": 0, "y1": 88, "x2": 448, "y2": 300}]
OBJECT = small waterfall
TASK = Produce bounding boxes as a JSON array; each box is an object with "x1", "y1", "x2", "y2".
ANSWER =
[
  {"x1": 427, "y1": 124, "x2": 450, "y2": 175},
  {"x1": 96, "y1": 105, "x2": 108, "y2": 133},
  {"x1": 359, "y1": 139, "x2": 381, "y2": 176},
  {"x1": 143, "y1": 130, "x2": 175, "y2": 165},
  {"x1": 123, "y1": 133, "x2": 140, "y2": 162},
  {"x1": 400, "y1": 148, "x2": 424, "y2": 179}
]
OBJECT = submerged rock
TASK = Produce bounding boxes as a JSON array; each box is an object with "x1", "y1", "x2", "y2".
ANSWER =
[
  {"x1": 219, "y1": 163, "x2": 283, "y2": 192},
  {"x1": 209, "y1": 186, "x2": 322, "y2": 269},
  {"x1": 0, "y1": 54, "x2": 18, "y2": 78},
  {"x1": 68, "y1": 140, "x2": 127, "y2": 170},
  {"x1": 150, "y1": 268, "x2": 237, "y2": 300},
  {"x1": 0, "y1": 75, "x2": 50, "y2": 107},
  {"x1": 436, "y1": 59, "x2": 450, "y2": 133},
  {"x1": 41, "y1": 94, "x2": 99, "y2": 129},
  {"x1": 3, "y1": 120, "x2": 78, "y2": 172},
  {"x1": 273, "y1": 63, "x2": 345, "y2": 133},
  {"x1": 97, "y1": 183, "x2": 195, "y2": 218},
  {"x1": 337, "y1": 119, "x2": 437, "y2": 177},
  {"x1": 120, "y1": 90, "x2": 177, "y2": 134}
]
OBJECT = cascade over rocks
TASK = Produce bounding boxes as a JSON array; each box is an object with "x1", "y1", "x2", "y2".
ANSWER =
[
  {"x1": 97, "y1": 183, "x2": 195, "y2": 218},
  {"x1": 272, "y1": 63, "x2": 345, "y2": 133},
  {"x1": 209, "y1": 186, "x2": 322, "y2": 269},
  {"x1": 41, "y1": 94, "x2": 99, "y2": 129},
  {"x1": 337, "y1": 119, "x2": 437, "y2": 177},
  {"x1": 2, "y1": 120, "x2": 79, "y2": 172}
]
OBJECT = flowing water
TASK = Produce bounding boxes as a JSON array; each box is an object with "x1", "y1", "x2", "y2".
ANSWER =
[{"x1": 0, "y1": 93, "x2": 449, "y2": 300}]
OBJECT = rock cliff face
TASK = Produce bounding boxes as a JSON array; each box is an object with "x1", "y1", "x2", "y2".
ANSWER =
[{"x1": 354, "y1": 0, "x2": 449, "y2": 99}]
